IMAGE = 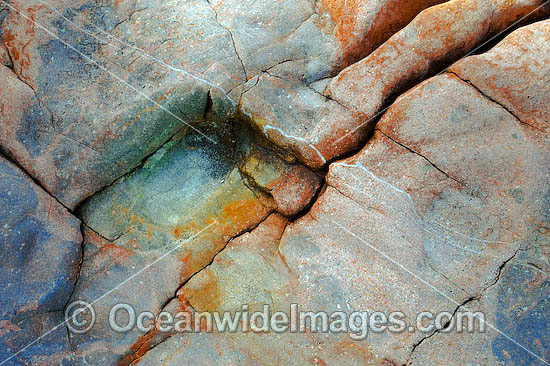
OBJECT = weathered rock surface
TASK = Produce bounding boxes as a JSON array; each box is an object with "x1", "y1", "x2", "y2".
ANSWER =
[
  {"x1": 0, "y1": 0, "x2": 241, "y2": 209},
  {"x1": 410, "y1": 246, "x2": 549, "y2": 365},
  {"x1": 317, "y1": 0, "x2": 447, "y2": 68},
  {"x1": 1, "y1": 0, "x2": 549, "y2": 365},
  {"x1": 450, "y1": 19, "x2": 550, "y2": 133},
  {"x1": 208, "y1": 0, "x2": 446, "y2": 83},
  {"x1": 240, "y1": 147, "x2": 323, "y2": 217},
  {"x1": 326, "y1": 0, "x2": 550, "y2": 115},
  {"x1": 0, "y1": 0, "x2": 440, "y2": 208},
  {"x1": 239, "y1": 73, "x2": 367, "y2": 169},
  {"x1": 0, "y1": 155, "x2": 81, "y2": 365},
  {"x1": 135, "y1": 29, "x2": 550, "y2": 365},
  {"x1": 239, "y1": 0, "x2": 550, "y2": 169},
  {"x1": 69, "y1": 127, "x2": 276, "y2": 364}
]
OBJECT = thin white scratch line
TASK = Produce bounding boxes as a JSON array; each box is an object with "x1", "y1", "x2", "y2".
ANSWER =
[
  {"x1": 264, "y1": 125, "x2": 327, "y2": 164},
  {"x1": 1, "y1": 0, "x2": 217, "y2": 144},
  {"x1": 333, "y1": 162, "x2": 549, "y2": 277},
  {"x1": 333, "y1": 0, "x2": 550, "y2": 145},
  {"x1": 334, "y1": 161, "x2": 518, "y2": 245},
  {"x1": 332, "y1": 219, "x2": 550, "y2": 366},
  {"x1": 335, "y1": 162, "x2": 406, "y2": 194},
  {"x1": 425, "y1": 226, "x2": 549, "y2": 277},
  {"x1": 0, "y1": 221, "x2": 217, "y2": 366},
  {"x1": 39, "y1": 0, "x2": 237, "y2": 107}
]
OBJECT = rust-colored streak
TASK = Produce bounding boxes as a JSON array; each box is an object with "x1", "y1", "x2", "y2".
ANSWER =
[
  {"x1": 321, "y1": 0, "x2": 361, "y2": 55},
  {"x1": 177, "y1": 270, "x2": 221, "y2": 313},
  {"x1": 2, "y1": 5, "x2": 42, "y2": 88},
  {"x1": 99, "y1": 243, "x2": 136, "y2": 263}
]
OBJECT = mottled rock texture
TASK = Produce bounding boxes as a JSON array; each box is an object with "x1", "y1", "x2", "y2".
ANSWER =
[
  {"x1": 0, "y1": 0, "x2": 549, "y2": 365},
  {"x1": 0, "y1": 155, "x2": 81, "y2": 365},
  {"x1": 450, "y1": 19, "x2": 550, "y2": 132},
  {"x1": 135, "y1": 21, "x2": 550, "y2": 366},
  {"x1": 241, "y1": 0, "x2": 550, "y2": 169}
]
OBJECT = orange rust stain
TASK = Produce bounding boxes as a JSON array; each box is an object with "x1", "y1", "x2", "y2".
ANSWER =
[
  {"x1": 172, "y1": 227, "x2": 180, "y2": 238},
  {"x1": 177, "y1": 252, "x2": 193, "y2": 279},
  {"x1": 118, "y1": 326, "x2": 171, "y2": 366},
  {"x1": 321, "y1": 0, "x2": 362, "y2": 60},
  {"x1": 2, "y1": 5, "x2": 43, "y2": 88},
  {"x1": 99, "y1": 243, "x2": 135, "y2": 262},
  {"x1": 172, "y1": 220, "x2": 199, "y2": 240},
  {"x1": 310, "y1": 357, "x2": 327, "y2": 366},
  {"x1": 178, "y1": 271, "x2": 221, "y2": 313},
  {"x1": 219, "y1": 197, "x2": 271, "y2": 237}
]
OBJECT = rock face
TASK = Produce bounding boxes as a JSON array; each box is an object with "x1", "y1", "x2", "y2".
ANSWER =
[
  {"x1": 0, "y1": 0, "x2": 241, "y2": 209},
  {"x1": 0, "y1": 0, "x2": 442, "y2": 209},
  {"x1": 0, "y1": 155, "x2": 82, "y2": 365},
  {"x1": 136, "y1": 21, "x2": 550, "y2": 366},
  {"x1": 1, "y1": 0, "x2": 549, "y2": 366},
  {"x1": 449, "y1": 19, "x2": 550, "y2": 132},
  {"x1": 240, "y1": 0, "x2": 550, "y2": 169}
]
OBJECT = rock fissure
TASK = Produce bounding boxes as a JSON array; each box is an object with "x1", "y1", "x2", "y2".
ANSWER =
[
  {"x1": 376, "y1": 129, "x2": 466, "y2": 187},
  {"x1": 205, "y1": 0, "x2": 248, "y2": 81},
  {"x1": 448, "y1": 71, "x2": 545, "y2": 132}
]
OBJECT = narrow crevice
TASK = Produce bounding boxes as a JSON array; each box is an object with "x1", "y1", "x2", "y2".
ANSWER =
[
  {"x1": 64, "y1": 223, "x2": 86, "y2": 310},
  {"x1": 112, "y1": 7, "x2": 149, "y2": 30},
  {"x1": 0, "y1": 147, "x2": 74, "y2": 214},
  {"x1": 326, "y1": 182, "x2": 362, "y2": 208},
  {"x1": 203, "y1": 89, "x2": 213, "y2": 120},
  {"x1": 205, "y1": 0, "x2": 248, "y2": 81},
  {"x1": 2, "y1": 44, "x2": 14, "y2": 69},
  {"x1": 175, "y1": 210, "x2": 275, "y2": 297},
  {"x1": 261, "y1": 58, "x2": 307, "y2": 76},
  {"x1": 408, "y1": 295, "x2": 479, "y2": 364},
  {"x1": 480, "y1": 246, "x2": 524, "y2": 295},
  {"x1": 289, "y1": 172, "x2": 327, "y2": 223},
  {"x1": 407, "y1": 246, "x2": 523, "y2": 364},
  {"x1": 3, "y1": 49, "x2": 35, "y2": 91},
  {"x1": 119, "y1": 210, "x2": 275, "y2": 365},
  {"x1": 376, "y1": 129, "x2": 466, "y2": 187},
  {"x1": 448, "y1": 71, "x2": 544, "y2": 132},
  {"x1": 124, "y1": 333, "x2": 171, "y2": 366},
  {"x1": 306, "y1": 81, "x2": 353, "y2": 112},
  {"x1": 237, "y1": 166, "x2": 273, "y2": 198},
  {"x1": 79, "y1": 220, "x2": 134, "y2": 245}
]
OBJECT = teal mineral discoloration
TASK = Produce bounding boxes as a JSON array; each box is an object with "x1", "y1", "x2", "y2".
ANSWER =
[{"x1": 79, "y1": 114, "x2": 258, "y2": 247}]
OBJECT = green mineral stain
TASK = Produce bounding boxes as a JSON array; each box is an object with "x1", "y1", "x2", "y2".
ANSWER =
[{"x1": 508, "y1": 188, "x2": 524, "y2": 204}]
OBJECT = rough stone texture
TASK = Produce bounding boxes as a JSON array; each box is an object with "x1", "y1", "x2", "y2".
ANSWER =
[
  {"x1": 0, "y1": 0, "x2": 242, "y2": 209},
  {"x1": 208, "y1": 0, "x2": 442, "y2": 83},
  {"x1": 450, "y1": 19, "x2": 550, "y2": 133},
  {"x1": 317, "y1": 0, "x2": 447, "y2": 68},
  {"x1": 136, "y1": 214, "x2": 383, "y2": 366},
  {"x1": 240, "y1": 73, "x2": 367, "y2": 169},
  {"x1": 69, "y1": 128, "x2": 276, "y2": 364},
  {"x1": 0, "y1": 155, "x2": 82, "y2": 365},
  {"x1": 410, "y1": 246, "x2": 549, "y2": 365},
  {"x1": 136, "y1": 65, "x2": 549, "y2": 365},
  {"x1": 241, "y1": 146, "x2": 323, "y2": 216},
  {"x1": 239, "y1": 0, "x2": 550, "y2": 170},
  {"x1": 0, "y1": 312, "x2": 76, "y2": 366},
  {"x1": 0, "y1": 0, "x2": 440, "y2": 208},
  {"x1": 1, "y1": 1, "x2": 549, "y2": 365},
  {"x1": 325, "y1": 0, "x2": 550, "y2": 139}
]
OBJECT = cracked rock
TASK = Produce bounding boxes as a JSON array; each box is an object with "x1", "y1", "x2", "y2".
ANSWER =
[{"x1": 0, "y1": 155, "x2": 81, "y2": 365}]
